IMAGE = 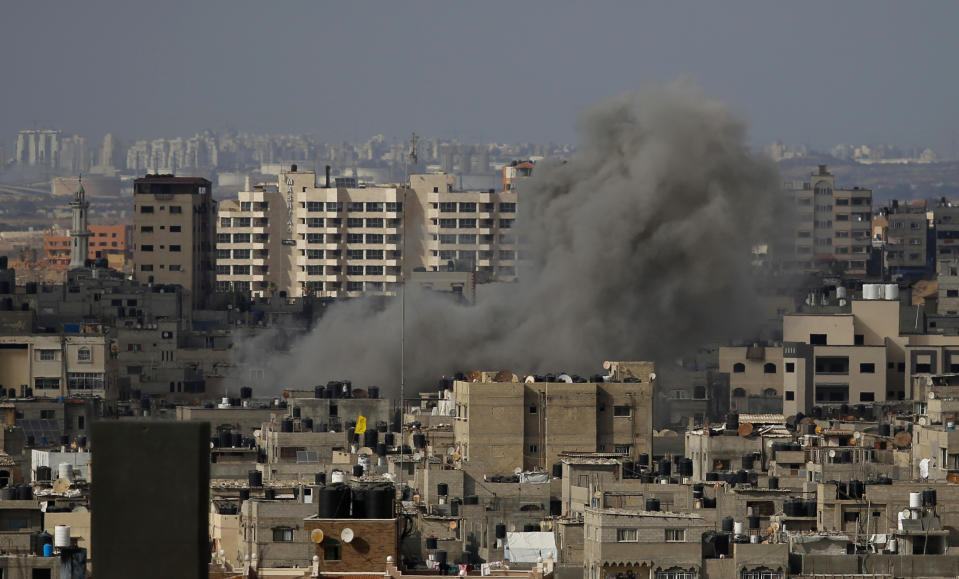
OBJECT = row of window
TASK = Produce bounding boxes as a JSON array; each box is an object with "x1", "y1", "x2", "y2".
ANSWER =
[
  {"x1": 217, "y1": 249, "x2": 270, "y2": 259},
  {"x1": 436, "y1": 218, "x2": 514, "y2": 229},
  {"x1": 437, "y1": 234, "x2": 515, "y2": 245},
  {"x1": 140, "y1": 225, "x2": 181, "y2": 233},
  {"x1": 216, "y1": 234, "x2": 270, "y2": 243},
  {"x1": 434, "y1": 250, "x2": 515, "y2": 260},
  {"x1": 732, "y1": 361, "x2": 877, "y2": 374},
  {"x1": 615, "y1": 528, "x2": 684, "y2": 542},
  {"x1": 302, "y1": 201, "x2": 402, "y2": 213},
  {"x1": 138, "y1": 245, "x2": 182, "y2": 252},
  {"x1": 139, "y1": 205, "x2": 183, "y2": 214},
  {"x1": 437, "y1": 202, "x2": 516, "y2": 213},
  {"x1": 139, "y1": 264, "x2": 182, "y2": 272}
]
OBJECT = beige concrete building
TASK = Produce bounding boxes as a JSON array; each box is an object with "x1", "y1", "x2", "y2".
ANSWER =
[
  {"x1": 132, "y1": 175, "x2": 216, "y2": 308},
  {"x1": 215, "y1": 169, "x2": 518, "y2": 298},
  {"x1": 452, "y1": 363, "x2": 654, "y2": 474},
  {"x1": 786, "y1": 165, "x2": 873, "y2": 277},
  {"x1": 719, "y1": 345, "x2": 783, "y2": 412},
  {"x1": 0, "y1": 334, "x2": 113, "y2": 399}
]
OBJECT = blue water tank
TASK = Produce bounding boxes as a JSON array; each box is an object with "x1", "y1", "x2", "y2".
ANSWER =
[{"x1": 42, "y1": 543, "x2": 53, "y2": 557}]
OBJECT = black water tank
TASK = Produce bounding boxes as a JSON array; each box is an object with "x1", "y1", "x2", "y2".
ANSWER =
[
  {"x1": 351, "y1": 485, "x2": 369, "y2": 518},
  {"x1": 315, "y1": 472, "x2": 326, "y2": 486},
  {"x1": 727, "y1": 412, "x2": 740, "y2": 430},
  {"x1": 426, "y1": 536, "x2": 438, "y2": 550},
  {"x1": 435, "y1": 550, "x2": 447, "y2": 566},
  {"x1": 463, "y1": 495, "x2": 478, "y2": 505},
  {"x1": 367, "y1": 484, "x2": 395, "y2": 518},
  {"x1": 240, "y1": 386, "x2": 253, "y2": 399},
  {"x1": 364, "y1": 430, "x2": 379, "y2": 448},
  {"x1": 317, "y1": 484, "x2": 351, "y2": 518},
  {"x1": 742, "y1": 454, "x2": 755, "y2": 470},
  {"x1": 239, "y1": 488, "x2": 251, "y2": 501},
  {"x1": 879, "y1": 423, "x2": 891, "y2": 437},
  {"x1": 437, "y1": 483, "x2": 449, "y2": 496},
  {"x1": 768, "y1": 476, "x2": 779, "y2": 489},
  {"x1": 705, "y1": 472, "x2": 719, "y2": 482},
  {"x1": 384, "y1": 432, "x2": 395, "y2": 446},
  {"x1": 302, "y1": 418, "x2": 314, "y2": 431},
  {"x1": 281, "y1": 419, "x2": 294, "y2": 433},
  {"x1": 736, "y1": 469, "x2": 749, "y2": 484},
  {"x1": 352, "y1": 464, "x2": 364, "y2": 477},
  {"x1": 645, "y1": 498, "x2": 660, "y2": 511},
  {"x1": 747, "y1": 515, "x2": 760, "y2": 529},
  {"x1": 495, "y1": 524, "x2": 506, "y2": 539},
  {"x1": 16, "y1": 485, "x2": 31, "y2": 501},
  {"x1": 36, "y1": 466, "x2": 51, "y2": 481},
  {"x1": 638, "y1": 453, "x2": 650, "y2": 466},
  {"x1": 292, "y1": 406, "x2": 301, "y2": 419},
  {"x1": 678, "y1": 458, "x2": 693, "y2": 476},
  {"x1": 318, "y1": 423, "x2": 329, "y2": 433},
  {"x1": 314, "y1": 385, "x2": 324, "y2": 398},
  {"x1": 368, "y1": 386, "x2": 380, "y2": 399},
  {"x1": 377, "y1": 421, "x2": 388, "y2": 433},
  {"x1": 248, "y1": 470, "x2": 263, "y2": 487},
  {"x1": 923, "y1": 488, "x2": 937, "y2": 507},
  {"x1": 2, "y1": 486, "x2": 17, "y2": 500},
  {"x1": 413, "y1": 434, "x2": 426, "y2": 449},
  {"x1": 721, "y1": 516, "x2": 734, "y2": 532},
  {"x1": 802, "y1": 500, "x2": 817, "y2": 517},
  {"x1": 702, "y1": 497, "x2": 717, "y2": 508},
  {"x1": 231, "y1": 432, "x2": 242, "y2": 448},
  {"x1": 376, "y1": 443, "x2": 387, "y2": 456},
  {"x1": 264, "y1": 488, "x2": 276, "y2": 500},
  {"x1": 659, "y1": 458, "x2": 671, "y2": 477}
]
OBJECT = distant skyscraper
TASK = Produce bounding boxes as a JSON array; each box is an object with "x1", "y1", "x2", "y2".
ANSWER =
[{"x1": 16, "y1": 129, "x2": 62, "y2": 167}]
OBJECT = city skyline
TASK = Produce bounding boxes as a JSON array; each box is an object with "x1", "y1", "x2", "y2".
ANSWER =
[{"x1": 2, "y1": 2, "x2": 959, "y2": 152}]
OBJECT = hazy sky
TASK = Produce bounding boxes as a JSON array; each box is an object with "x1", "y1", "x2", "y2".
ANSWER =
[{"x1": 3, "y1": 1, "x2": 958, "y2": 150}]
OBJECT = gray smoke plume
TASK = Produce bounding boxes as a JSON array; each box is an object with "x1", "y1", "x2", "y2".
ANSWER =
[{"x1": 243, "y1": 80, "x2": 781, "y2": 395}]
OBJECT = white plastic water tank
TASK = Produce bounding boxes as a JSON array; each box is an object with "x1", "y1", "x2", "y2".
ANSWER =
[
  {"x1": 884, "y1": 284, "x2": 900, "y2": 301},
  {"x1": 357, "y1": 454, "x2": 371, "y2": 469},
  {"x1": 330, "y1": 470, "x2": 346, "y2": 484},
  {"x1": 733, "y1": 521, "x2": 746, "y2": 536},
  {"x1": 863, "y1": 284, "x2": 881, "y2": 300},
  {"x1": 58, "y1": 463, "x2": 73, "y2": 481},
  {"x1": 909, "y1": 492, "x2": 921, "y2": 508},
  {"x1": 888, "y1": 538, "x2": 898, "y2": 553},
  {"x1": 836, "y1": 286, "x2": 847, "y2": 300},
  {"x1": 54, "y1": 525, "x2": 71, "y2": 548},
  {"x1": 749, "y1": 535, "x2": 760, "y2": 544}
]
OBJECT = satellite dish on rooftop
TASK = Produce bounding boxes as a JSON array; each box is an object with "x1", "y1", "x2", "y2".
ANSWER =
[
  {"x1": 828, "y1": 449, "x2": 836, "y2": 458},
  {"x1": 514, "y1": 467, "x2": 522, "y2": 475},
  {"x1": 853, "y1": 432, "x2": 862, "y2": 440},
  {"x1": 603, "y1": 361, "x2": 612, "y2": 370},
  {"x1": 649, "y1": 373, "x2": 656, "y2": 382},
  {"x1": 341, "y1": 528, "x2": 354, "y2": 543},
  {"x1": 311, "y1": 529, "x2": 325, "y2": 543}
]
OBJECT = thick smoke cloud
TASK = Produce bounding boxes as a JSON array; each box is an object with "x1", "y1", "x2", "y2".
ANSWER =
[{"x1": 244, "y1": 81, "x2": 781, "y2": 395}]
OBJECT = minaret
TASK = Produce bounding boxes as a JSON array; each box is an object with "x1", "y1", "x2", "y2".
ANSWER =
[{"x1": 69, "y1": 177, "x2": 91, "y2": 270}]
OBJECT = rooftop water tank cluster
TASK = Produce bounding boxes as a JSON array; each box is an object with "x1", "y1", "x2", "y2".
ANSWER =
[{"x1": 316, "y1": 482, "x2": 395, "y2": 519}]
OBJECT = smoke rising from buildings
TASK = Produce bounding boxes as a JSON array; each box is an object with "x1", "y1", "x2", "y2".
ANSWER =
[{"x1": 245, "y1": 81, "x2": 782, "y2": 395}]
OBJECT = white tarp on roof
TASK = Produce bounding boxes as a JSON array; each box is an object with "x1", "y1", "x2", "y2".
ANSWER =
[
  {"x1": 505, "y1": 532, "x2": 557, "y2": 563},
  {"x1": 519, "y1": 471, "x2": 550, "y2": 484}
]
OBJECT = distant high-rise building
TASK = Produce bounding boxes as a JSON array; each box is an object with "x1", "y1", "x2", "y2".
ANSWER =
[
  {"x1": 16, "y1": 129, "x2": 62, "y2": 167},
  {"x1": 784, "y1": 165, "x2": 873, "y2": 277},
  {"x1": 133, "y1": 175, "x2": 216, "y2": 308},
  {"x1": 885, "y1": 199, "x2": 931, "y2": 275}
]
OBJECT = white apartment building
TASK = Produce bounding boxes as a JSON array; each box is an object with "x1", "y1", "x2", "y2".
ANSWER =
[{"x1": 216, "y1": 167, "x2": 518, "y2": 298}]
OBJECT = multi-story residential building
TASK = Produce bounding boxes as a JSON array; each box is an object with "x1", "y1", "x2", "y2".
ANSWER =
[
  {"x1": 0, "y1": 333, "x2": 114, "y2": 400},
  {"x1": 718, "y1": 345, "x2": 784, "y2": 413},
  {"x1": 938, "y1": 258, "x2": 959, "y2": 314},
  {"x1": 933, "y1": 201, "x2": 959, "y2": 273},
  {"x1": 786, "y1": 165, "x2": 873, "y2": 277},
  {"x1": 132, "y1": 175, "x2": 216, "y2": 308},
  {"x1": 451, "y1": 362, "x2": 654, "y2": 473},
  {"x1": 215, "y1": 167, "x2": 518, "y2": 297},
  {"x1": 885, "y1": 199, "x2": 931, "y2": 275},
  {"x1": 43, "y1": 225, "x2": 131, "y2": 270}
]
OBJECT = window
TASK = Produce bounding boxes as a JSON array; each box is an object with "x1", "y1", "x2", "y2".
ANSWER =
[
  {"x1": 785, "y1": 391, "x2": 795, "y2": 401},
  {"x1": 860, "y1": 392, "x2": 875, "y2": 402},
  {"x1": 141, "y1": 226, "x2": 154, "y2": 233},
  {"x1": 459, "y1": 202, "x2": 476, "y2": 213},
  {"x1": 785, "y1": 362, "x2": 795, "y2": 373},
  {"x1": 499, "y1": 219, "x2": 515, "y2": 229},
  {"x1": 38, "y1": 350, "x2": 57, "y2": 361},
  {"x1": 528, "y1": 444, "x2": 538, "y2": 453},
  {"x1": 67, "y1": 372, "x2": 104, "y2": 390},
  {"x1": 948, "y1": 290, "x2": 959, "y2": 298},
  {"x1": 307, "y1": 218, "x2": 325, "y2": 228},
  {"x1": 529, "y1": 405, "x2": 537, "y2": 414},
  {"x1": 307, "y1": 233, "x2": 325, "y2": 244},
  {"x1": 347, "y1": 218, "x2": 364, "y2": 228},
  {"x1": 665, "y1": 529, "x2": 685, "y2": 542},
  {"x1": 763, "y1": 388, "x2": 777, "y2": 397},
  {"x1": 347, "y1": 233, "x2": 363, "y2": 243},
  {"x1": 366, "y1": 249, "x2": 383, "y2": 260},
  {"x1": 855, "y1": 334, "x2": 864, "y2": 345},
  {"x1": 810, "y1": 334, "x2": 827, "y2": 345},
  {"x1": 272, "y1": 527, "x2": 293, "y2": 542},
  {"x1": 169, "y1": 206, "x2": 182, "y2": 214},
  {"x1": 366, "y1": 218, "x2": 383, "y2": 228},
  {"x1": 169, "y1": 245, "x2": 181, "y2": 252},
  {"x1": 613, "y1": 405, "x2": 631, "y2": 417},
  {"x1": 616, "y1": 528, "x2": 638, "y2": 542},
  {"x1": 764, "y1": 363, "x2": 777, "y2": 374},
  {"x1": 140, "y1": 245, "x2": 153, "y2": 252},
  {"x1": 170, "y1": 225, "x2": 181, "y2": 232},
  {"x1": 439, "y1": 202, "x2": 457, "y2": 213},
  {"x1": 77, "y1": 348, "x2": 92, "y2": 363},
  {"x1": 860, "y1": 363, "x2": 875, "y2": 373},
  {"x1": 220, "y1": 218, "x2": 231, "y2": 227},
  {"x1": 386, "y1": 202, "x2": 402, "y2": 212},
  {"x1": 35, "y1": 378, "x2": 59, "y2": 390},
  {"x1": 733, "y1": 363, "x2": 745, "y2": 373},
  {"x1": 347, "y1": 202, "x2": 364, "y2": 212},
  {"x1": 326, "y1": 202, "x2": 343, "y2": 212},
  {"x1": 733, "y1": 388, "x2": 746, "y2": 397},
  {"x1": 499, "y1": 202, "x2": 516, "y2": 213},
  {"x1": 140, "y1": 206, "x2": 154, "y2": 213},
  {"x1": 323, "y1": 538, "x2": 342, "y2": 560},
  {"x1": 233, "y1": 233, "x2": 250, "y2": 243}
]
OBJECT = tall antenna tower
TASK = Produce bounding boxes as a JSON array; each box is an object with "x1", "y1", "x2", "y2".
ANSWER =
[{"x1": 408, "y1": 133, "x2": 419, "y2": 173}]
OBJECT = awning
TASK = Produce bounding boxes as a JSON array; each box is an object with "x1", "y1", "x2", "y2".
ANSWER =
[{"x1": 504, "y1": 532, "x2": 557, "y2": 563}]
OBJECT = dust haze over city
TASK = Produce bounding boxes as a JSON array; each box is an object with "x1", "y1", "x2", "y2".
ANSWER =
[{"x1": 3, "y1": 2, "x2": 959, "y2": 578}]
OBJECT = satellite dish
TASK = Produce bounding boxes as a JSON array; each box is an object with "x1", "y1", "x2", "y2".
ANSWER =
[
  {"x1": 929, "y1": 391, "x2": 937, "y2": 400},
  {"x1": 557, "y1": 374, "x2": 573, "y2": 383},
  {"x1": 524, "y1": 375, "x2": 535, "y2": 384},
  {"x1": 853, "y1": 432, "x2": 862, "y2": 440},
  {"x1": 449, "y1": 520, "x2": 458, "y2": 530},
  {"x1": 828, "y1": 449, "x2": 836, "y2": 458},
  {"x1": 447, "y1": 447, "x2": 456, "y2": 456},
  {"x1": 738, "y1": 423, "x2": 754, "y2": 437},
  {"x1": 649, "y1": 373, "x2": 656, "y2": 382},
  {"x1": 514, "y1": 467, "x2": 522, "y2": 475},
  {"x1": 311, "y1": 529, "x2": 325, "y2": 543},
  {"x1": 603, "y1": 361, "x2": 612, "y2": 370},
  {"x1": 340, "y1": 528, "x2": 354, "y2": 543},
  {"x1": 357, "y1": 447, "x2": 373, "y2": 455},
  {"x1": 894, "y1": 432, "x2": 912, "y2": 447}
]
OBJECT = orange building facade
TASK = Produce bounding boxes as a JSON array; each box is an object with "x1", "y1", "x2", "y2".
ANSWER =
[{"x1": 43, "y1": 225, "x2": 132, "y2": 270}]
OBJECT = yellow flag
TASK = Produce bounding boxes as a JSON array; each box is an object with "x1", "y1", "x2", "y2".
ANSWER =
[{"x1": 354, "y1": 415, "x2": 367, "y2": 435}]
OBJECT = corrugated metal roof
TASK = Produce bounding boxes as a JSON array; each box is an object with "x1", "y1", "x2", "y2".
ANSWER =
[{"x1": 740, "y1": 413, "x2": 787, "y2": 424}]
